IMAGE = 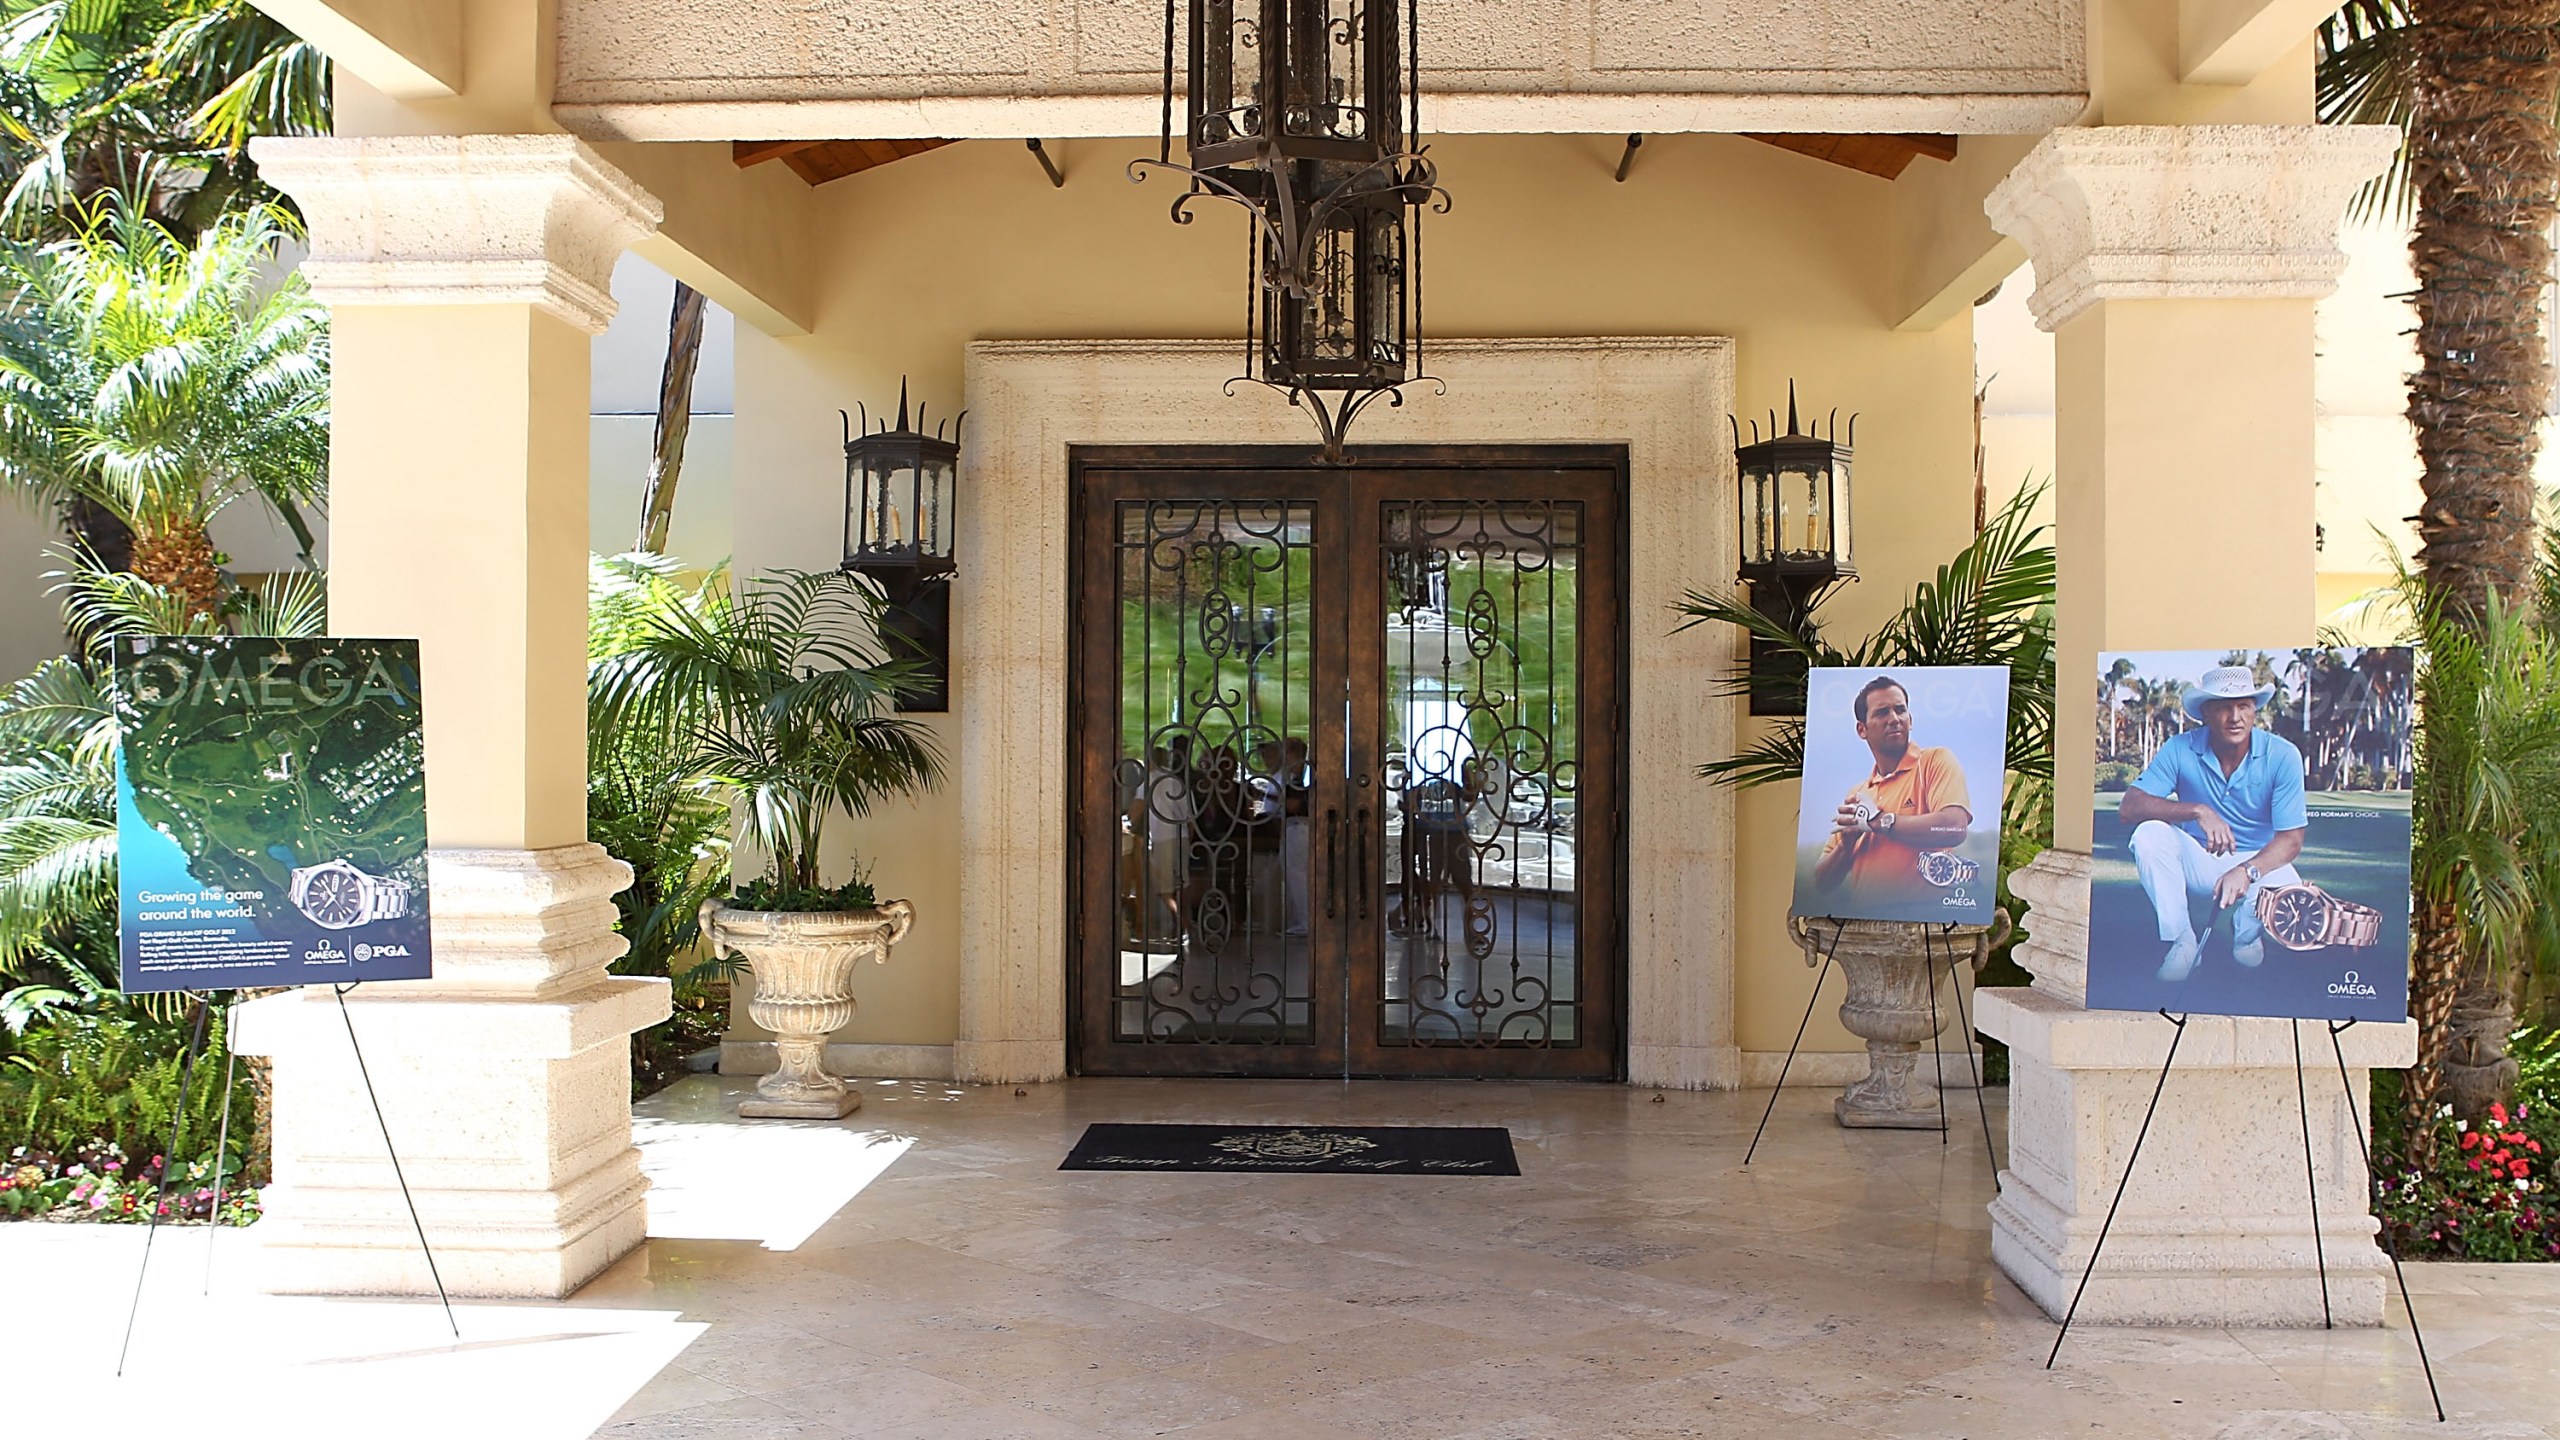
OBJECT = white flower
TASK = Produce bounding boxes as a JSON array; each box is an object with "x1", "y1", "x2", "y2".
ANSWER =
[{"x1": 2518, "y1": 1179, "x2": 2532, "y2": 1193}]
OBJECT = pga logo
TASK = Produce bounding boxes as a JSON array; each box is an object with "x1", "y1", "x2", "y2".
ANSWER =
[
  {"x1": 352, "y1": 942, "x2": 413, "y2": 964},
  {"x1": 2327, "y1": 969, "x2": 2380, "y2": 998}
]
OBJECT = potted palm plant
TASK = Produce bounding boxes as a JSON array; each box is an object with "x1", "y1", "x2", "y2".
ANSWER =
[
  {"x1": 591, "y1": 567, "x2": 943, "y2": 1119},
  {"x1": 1679, "y1": 481, "x2": 2053, "y2": 1121}
]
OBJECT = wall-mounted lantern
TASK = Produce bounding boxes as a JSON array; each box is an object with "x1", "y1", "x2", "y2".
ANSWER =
[
  {"x1": 1733, "y1": 383, "x2": 1856, "y2": 716},
  {"x1": 841, "y1": 380, "x2": 959, "y2": 712}
]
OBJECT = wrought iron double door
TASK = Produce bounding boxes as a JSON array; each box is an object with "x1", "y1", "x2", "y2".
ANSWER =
[{"x1": 1069, "y1": 446, "x2": 1623, "y2": 1078}]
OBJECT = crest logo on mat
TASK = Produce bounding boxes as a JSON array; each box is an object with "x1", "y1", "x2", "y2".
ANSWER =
[{"x1": 1211, "y1": 1130, "x2": 1378, "y2": 1161}]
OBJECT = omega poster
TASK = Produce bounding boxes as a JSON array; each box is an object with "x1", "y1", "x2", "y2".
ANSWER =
[
  {"x1": 2087, "y1": 648, "x2": 2413, "y2": 1023},
  {"x1": 114, "y1": 636, "x2": 431, "y2": 993},
  {"x1": 1791, "y1": 665, "x2": 2010, "y2": 926}
]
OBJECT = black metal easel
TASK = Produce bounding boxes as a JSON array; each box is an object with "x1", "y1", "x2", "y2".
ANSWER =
[
  {"x1": 115, "y1": 995, "x2": 212, "y2": 1376},
  {"x1": 1744, "y1": 916, "x2": 1847, "y2": 1166},
  {"x1": 2045, "y1": 1011, "x2": 2446, "y2": 1425},
  {"x1": 2047, "y1": 1010, "x2": 2188, "y2": 1369},
  {"x1": 111, "y1": 983, "x2": 459, "y2": 1375},
  {"x1": 333, "y1": 982, "x2": 461, "y2": 1340},
  {"x1": 2327, "y1": 1018, "x2": 2444, "y2": 1423}
]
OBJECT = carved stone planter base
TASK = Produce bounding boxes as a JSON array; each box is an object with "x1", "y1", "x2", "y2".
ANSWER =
[
  {"x1": 702, "y1": 898, "x2": 914, "y2": 1124},
  {"x1": 1835, "y1": 1048, "x2": 1946, "y2": 1129}
]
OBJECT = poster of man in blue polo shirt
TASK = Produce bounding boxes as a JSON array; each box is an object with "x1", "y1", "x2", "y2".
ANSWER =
[{"x1": 2088, "y1": 649, "x2": 2414, "y2": 1022}]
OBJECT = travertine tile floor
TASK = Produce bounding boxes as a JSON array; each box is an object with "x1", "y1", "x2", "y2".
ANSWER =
[
  {"x1": 581, "y1": 1075, "x2": 2560, "y2": 1440},
  {"x1": 9, "y1": 1073, "x2": 2550, "y2": 1438}
]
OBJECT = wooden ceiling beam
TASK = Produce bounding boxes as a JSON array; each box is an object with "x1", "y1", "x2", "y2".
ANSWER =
[
  {"x1": 1744, "y1": 133, "x2": 1959, "y2": 180},
  {"x1": 733, "y1": 137, "x2": 957, "y2": 186}
]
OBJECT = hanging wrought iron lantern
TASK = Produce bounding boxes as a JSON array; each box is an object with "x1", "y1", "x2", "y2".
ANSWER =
[
  {"x1": 1132, "y1": 0, "x2": 1449, "y2": 461},
  {"x1": 1732, "y1": 382, "x2": 1857, "y2": 716},
  {"x1": 841, "y1": 380, "x2": 959, "y2": 711}
]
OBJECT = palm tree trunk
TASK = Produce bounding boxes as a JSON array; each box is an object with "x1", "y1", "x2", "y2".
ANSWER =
[
  {"x1": 2403, "y1": 0, "x2": 2560, "y2": 1129},
  {"x1": 635, "y1": 282, "x2": 708, "y2": 555},
  {"x1": 129, "y1": 516, "x2": 224, "y2": 620}
]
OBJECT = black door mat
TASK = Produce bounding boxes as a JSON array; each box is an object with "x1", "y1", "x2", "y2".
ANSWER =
[{"x1": 1059, "y1": 1123, "x2": 1520, "y2": 1175}]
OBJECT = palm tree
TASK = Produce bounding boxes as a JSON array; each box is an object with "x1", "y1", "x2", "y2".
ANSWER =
[
  {"x1": 0, "y1": 198, "x2": 326, "y2": 616},
  {"x1": 2320, "y1": 0, "x2": 2560, "y2": 1127},
  {"x1": 589, "y1": 567, "x2": 945, "y2": 900},
  {"x1": 0, "y1": 0, "x2": 328, "y2": 239}
]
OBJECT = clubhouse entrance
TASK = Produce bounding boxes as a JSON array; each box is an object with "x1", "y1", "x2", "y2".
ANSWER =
[{"x1": 1066, "y1": 446, "x2": 1626, "y2": 1079}]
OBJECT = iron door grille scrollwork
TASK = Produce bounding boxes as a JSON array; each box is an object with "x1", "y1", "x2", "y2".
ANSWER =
[
  {"x1": 1378, "y1": 499, "x2": 1584, "y2": 1049},
  {"x1": 1112, "y1": 498, "x2": 1319, "y2": 1047}
]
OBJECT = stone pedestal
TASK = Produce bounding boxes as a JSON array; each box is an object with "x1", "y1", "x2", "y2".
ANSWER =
[
  {"x1": 232, "y1": 846, "x2": 670, "y2": 1299},
  {"x1": 1978, "y1": 850, "x2": 2416, "y2": 1327}
]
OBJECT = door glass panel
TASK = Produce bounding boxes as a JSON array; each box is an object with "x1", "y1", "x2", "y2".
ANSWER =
[
  {"x1": 1113, "y1": 498, "x2": 1317, "y2": 1045},
  {"x1": 1378, "y1": 500, "x2": 1582, "y2": 1048}
]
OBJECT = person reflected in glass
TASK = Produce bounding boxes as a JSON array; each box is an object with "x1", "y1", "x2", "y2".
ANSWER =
[
  {"x1": 1279, "y1": 736, "x2": 1311, "y2": 938},
  {"x1": 1128, "y1": 735, "x2": 1201, "y2": 946}
]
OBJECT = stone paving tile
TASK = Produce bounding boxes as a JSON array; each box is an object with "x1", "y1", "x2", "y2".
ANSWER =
[{"x1": 95, "y1": 1070, "x2": 2541, "y2": 1440}]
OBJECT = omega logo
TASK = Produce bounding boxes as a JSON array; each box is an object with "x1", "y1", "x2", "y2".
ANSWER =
[{"x1": 2327, "y1": 969, "x2": 2378, "y2": 997}]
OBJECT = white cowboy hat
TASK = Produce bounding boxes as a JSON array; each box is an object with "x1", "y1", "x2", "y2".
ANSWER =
[{"x1": 2182, "y1": 665, "x2": 2276, "y2": 722}]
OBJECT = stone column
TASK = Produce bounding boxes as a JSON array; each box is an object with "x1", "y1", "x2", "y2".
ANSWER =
[
  {"x1": 231, "y1": 136, "x2": 671, "y2": 1298},
  {"x1": 1978, "y1": 125, "x2": 2418, "y2": 1326}
]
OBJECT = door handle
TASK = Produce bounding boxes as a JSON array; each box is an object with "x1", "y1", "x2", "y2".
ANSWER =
[
  {"x1": 1355, "y1": 806, "x2": 1371, "y2": 920},
  {"x1": 1325, "y1": 808, "x2": 1340, "y2": 919}
]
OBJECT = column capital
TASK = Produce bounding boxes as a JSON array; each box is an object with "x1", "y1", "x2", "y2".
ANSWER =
[
  {"x1": 249, "y1": 134, "x2": 662, "y2": 334},
  {"x1": 1984, "y1": 124, "x2": 2397, "y2": 332}
]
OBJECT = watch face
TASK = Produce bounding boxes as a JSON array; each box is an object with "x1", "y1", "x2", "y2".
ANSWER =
[
  {"x1": 2264, "y1": 887, "x2": 2330, "y2": 950},
  {"x1": 297, "y1": 865, "x2": 368, "y2": 929},
  {"x1": 1919, "y1": 851, "x2": 1976, "y2": 888}
]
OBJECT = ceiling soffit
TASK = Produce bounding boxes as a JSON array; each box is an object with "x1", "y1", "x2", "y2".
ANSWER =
[{"x1": 556, "y1": 0, "x2": 2086, "y2": 142}]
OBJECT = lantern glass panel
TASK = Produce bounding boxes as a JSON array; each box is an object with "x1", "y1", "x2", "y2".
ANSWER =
[
  {"x1": 1738, "y1": 464, "x2": 1774, "y2": 568},
  {"x1": 1830, "y1": 456, "x2": 1853, "y2": 572},
  {"x1": 1781, "y1": 461, "x2": 1832, "y2": 559},
  {"x1": 921, "y1": 452, "x2": 955, "y2": 562}
]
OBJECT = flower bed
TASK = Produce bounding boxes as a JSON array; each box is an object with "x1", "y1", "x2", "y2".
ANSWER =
[
  {"x1": 2370, "y1": 1037, "x2": 2560, "y2": 1262},
  {"x1": 2, "y1": 1143, "x2": 258, "y2": 1226}
]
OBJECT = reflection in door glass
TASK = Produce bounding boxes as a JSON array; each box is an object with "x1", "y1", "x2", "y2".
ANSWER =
[
  {"x1": 1113, "y1": 499, "x2": 1316, "y2": 1045},
  {"x1": 1380, "y1": 501, "x2": 1581, "y2": 1048}
]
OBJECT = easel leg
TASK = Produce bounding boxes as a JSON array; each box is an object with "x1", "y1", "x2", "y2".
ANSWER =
[
  {"x1": 2327, "y1": 1020, "x2": 2445, "y2": 1423},
  {"x1": 2048, "y1": 1011, "x2": 2187, "y2": 1370},
  {"x1": 1926, "y1": 928, "x2": 1949, "y2": 1142},
  {"x1": 1945, "y1": 938, "x2": 2000, "y2": 1182},
  {"x1": 203, "y1": 993, "x2": 240, "y2": 1295},
  {"x1": 117, "y1": 995, "x2": 211, "y2": 1376},
  {"x1": 1745, "y1": 920, "x2": 1846, "y2": 1168},
  {"x1": 334, "y1": 984, "x2": 461, "y2": 1339},
  {"x1": 2293, "y1": 1020, "x2": 2332, "y2": 1328}
]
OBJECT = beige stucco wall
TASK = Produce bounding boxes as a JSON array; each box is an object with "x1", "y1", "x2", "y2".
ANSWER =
[{"x1": 723, "y1": 132, "x2": 1982, "y2": 1063}]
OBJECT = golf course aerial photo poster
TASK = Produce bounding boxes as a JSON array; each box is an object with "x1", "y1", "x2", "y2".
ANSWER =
[
  {"x1": 2088, "y1": 647, "x2": 2414, "y2": 1023},
  {"x1": 114, "y1": 636, "x2": 431, "y2": 993}
]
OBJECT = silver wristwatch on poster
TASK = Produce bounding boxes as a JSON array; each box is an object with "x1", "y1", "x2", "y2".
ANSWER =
[
  {"x1": 1919, "y1": 851, "x2": 1979, "y2": 888},
  {"x1": 287, "y1": 858, "x2": 414, "y2": 930}
]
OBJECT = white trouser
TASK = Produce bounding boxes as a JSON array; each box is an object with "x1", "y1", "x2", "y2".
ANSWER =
[
  {"x1": 2128, "y1": 819, "x2": 2300, "y2": 947},
  {"x1": 1283, "y1": 816, "x2": 1311, "y2": 935}
]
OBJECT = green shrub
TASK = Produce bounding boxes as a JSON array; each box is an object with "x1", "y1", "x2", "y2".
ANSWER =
[{"x1": 0, "y1": 1006, "x2": 257, "y2": 1180}]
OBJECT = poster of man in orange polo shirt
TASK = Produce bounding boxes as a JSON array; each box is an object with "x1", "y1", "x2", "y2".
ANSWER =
[{"x1": 1794, "y1": 668, "x2": 2009, "y2": 925}]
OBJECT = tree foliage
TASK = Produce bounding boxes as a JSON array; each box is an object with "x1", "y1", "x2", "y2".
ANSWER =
[
  {"x1": 589, "y1": 562, "x2": 945, "y2": 903},
  {"x1": 0, "y1": 197, "x2": 326, "y2": 612}
]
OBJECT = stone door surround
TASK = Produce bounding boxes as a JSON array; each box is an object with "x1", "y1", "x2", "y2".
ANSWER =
[{"x1": 954, "y1": 338, "x2": 1739, "y2": 1089}]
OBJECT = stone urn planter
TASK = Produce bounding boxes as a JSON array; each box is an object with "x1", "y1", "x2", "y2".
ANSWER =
[
  {"x1": 1788, "y1": 911, "x2": 2011, "y2": 1129},
  {"x1": 701, "y1": 898, "x2": 915, "y2": 1119}
]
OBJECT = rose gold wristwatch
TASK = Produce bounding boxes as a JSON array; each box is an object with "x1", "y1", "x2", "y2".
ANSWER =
[{"x1": 2254, "y1": 883, "x2": 2383, "y2": 950}]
